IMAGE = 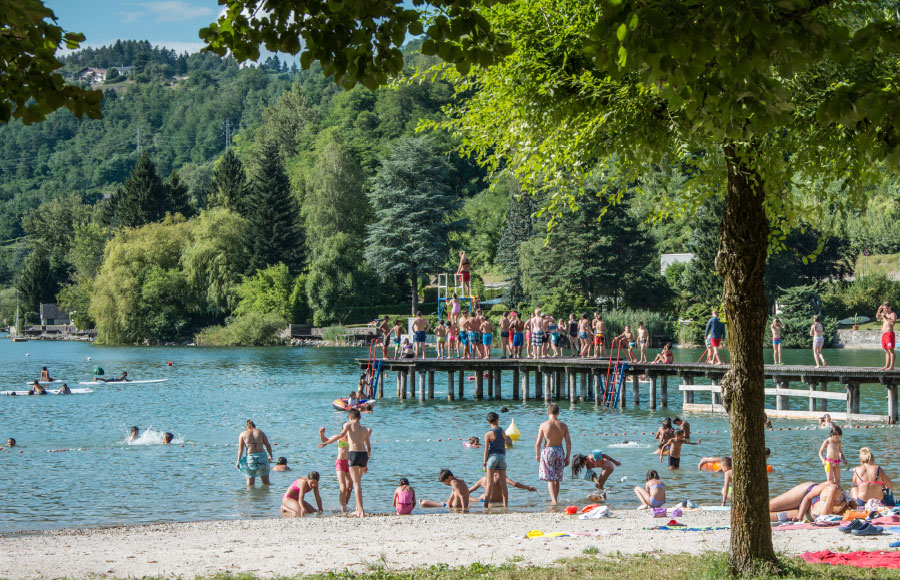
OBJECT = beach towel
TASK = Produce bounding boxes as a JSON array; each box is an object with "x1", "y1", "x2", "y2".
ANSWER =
[
  {"x1": 798, "y1": 551, "x2": 900, "y2": 569},
  {"x1": 649, "y1": 525, "x2": 730, "y2": 531},
  {"x1": 772, "y1": 522, "x2": 839, "y2": 531}
]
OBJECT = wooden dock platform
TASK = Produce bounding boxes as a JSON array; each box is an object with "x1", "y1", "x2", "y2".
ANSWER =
[{"x1": 357, "y1": 358, "x2": 900, "y2": 424}]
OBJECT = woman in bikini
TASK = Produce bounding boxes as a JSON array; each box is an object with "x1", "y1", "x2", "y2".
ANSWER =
[
  {"x1": 634, "y1": 470, "x2": 666, "y2": 508},
  {"x1": 281, "y1": 472, "x2": 323, "y2": 516},
  {"x1": 851, "y1": 447, "x2": 893, "y2": 503},
  {"x1": 768, "y1": 481, "x2": 847, "y2": 522},
  {"x1": 320, "y1": 427, "x2": 354, "y2": 513}
]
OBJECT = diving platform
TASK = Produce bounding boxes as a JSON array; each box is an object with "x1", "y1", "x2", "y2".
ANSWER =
[{"x1": 355, "y1": 358, "x2": 900, "y2": 424}]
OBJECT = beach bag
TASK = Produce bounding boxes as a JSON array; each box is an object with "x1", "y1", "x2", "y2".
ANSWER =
[{"x1": 883, "y1": 487, "x2": 896, "y2": 507}]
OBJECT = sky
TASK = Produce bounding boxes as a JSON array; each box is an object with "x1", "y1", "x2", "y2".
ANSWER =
[{"x1": 49, "y1": 0, "x2": 223, "y2": 55}]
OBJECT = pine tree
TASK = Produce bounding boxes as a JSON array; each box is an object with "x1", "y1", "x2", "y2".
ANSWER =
[
  {"x1": 166, "y1": 171, "x2": 194, "y2": 218},
  {"x1": 364, "y1": 136, "x2": 462, "y2": 313},
  {"x1": 110, "y1": 153, "x2": 170, "y2": 228},
  {"x1": 242, "y1": 140, "x2": 302, "y2": 274},
  {"x1": 16, "y1": 248, "x2": 55, "y2": 313},
  {"x1": 209, "y1": 149, "x2": 248, "y2": 213},
  {"x1": 682, "y1": 198, "x2": 724, "y2": 304},
  {"x1": 496, "y1": 179, "x2": 533, "y2": 307}
]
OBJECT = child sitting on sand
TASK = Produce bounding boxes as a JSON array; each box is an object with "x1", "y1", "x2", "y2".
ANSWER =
[
  {"x1": 818, "y1": 425, "x2": 846, "y2": 485},
  {"x1": 635, "y1": 470, "x2": 666, "y2": 508},
  {"x1": 393, "y1": 477, "x2": 415, "y2": 515},
  {"x1": 418, "y1": 469, "x2": 470, "y2": 509}
]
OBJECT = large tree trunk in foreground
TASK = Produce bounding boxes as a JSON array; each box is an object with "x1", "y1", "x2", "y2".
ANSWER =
[{"x1": 718, "y1": 144, "x2": 777, "y2": 573}]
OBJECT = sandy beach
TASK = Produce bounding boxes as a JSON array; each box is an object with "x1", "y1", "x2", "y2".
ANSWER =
[{"x1": 0, "y1": 510, "x2": 887, "y2": 579}]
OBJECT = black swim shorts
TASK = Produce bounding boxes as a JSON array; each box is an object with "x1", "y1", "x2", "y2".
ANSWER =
[{"x1": 348, "y1": 451, "x2": 369, "y2": 468}]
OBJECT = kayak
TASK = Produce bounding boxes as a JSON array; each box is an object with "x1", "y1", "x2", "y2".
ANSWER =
[
  {"x1": 78, "y1": 379, "x2": 168, "y2": 385},
  {"x1": 3, "y1": 388, "x2": 93, "y2": 396},
  {"x1": 332, "y1": 398, "x2": 373, "y2": 412},
  {"x1": 24, "y1": 380, "x2": 65, "y2": 385}
]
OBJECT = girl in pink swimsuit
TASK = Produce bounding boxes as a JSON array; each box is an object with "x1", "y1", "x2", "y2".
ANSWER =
[
  {"x1": 281, "y1": 472, "x2": 322, "y2": 516},
  {"x1": 320, "y1": 427, "x2": 353, "y2": 513},
  {"x1": 393, "y1": 477, "x2": 416, "y2": 515}
]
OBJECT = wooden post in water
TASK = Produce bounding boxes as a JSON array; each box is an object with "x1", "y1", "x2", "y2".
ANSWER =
[
  {"x1": 522, "y1": 369, "x2": 530, "y2": 401},
  {"x1": 587, "y1": 371, "x2": 594, "y2": 400},
  {"x1": 447, "y1": 371, "x2": 454, "y2": 401},
  {"x1": 512, "y1": 368, "x2": 520, "y2": 400},
  {"x1": 661, "y1": 375, "x2": 668, "y2": 407},
  {"x1": 476, "y1": 370, "x2": 484, "y2": 400},
  {"x1": 775, "y1": 379, "x2": 788, "y2": 411},
  {"x1": 566, "y1": 369, "x2": 574, "y2": 403},
  {"x1": 543, "y1": 371, "x2": 551, "y2": 403},
  {"x1": 458, "y1": 369, "x2": 465, "y2": 400},
  {"x1": 427, "y1": 371, "x2": 434, "y2": 400},
  {"x1": 632, "y1": 374, "x2": 640, "y2": 406},
  {"x1": 495, "y1": 370, "x2": 502, "y2": 400},
  {"x1": 649, "y1": 375, "x2": 657, "y2": 410},
  {"x1": 682, "y1": 375, "x2": 694, "y2": 405},
  {"x1": 378, "y1": 372, "x2": 384, "y2": 398},
  {"x1": 593, "y1": 370, "x2": 600, "y2": 406},
  {"x1": 487, "y1": 370, "x2": 494, "y2": 399},
  {"x1": 820, "y1": 381, "x2": 828, "y2": 412},
  {"x1": 807, "y1": 380, "x2": 817, "y2": 412},
  {"x1": 845, "y1": 382, "x2": 861, "y2": 415},
  {"x1": 535, "y1": 368, "x2": 543, "y2": 399},
  {"x1": 556, "y1": 369, "x2": 564, "y2": 401},
  {"x1": 408, "y1": 368, "x2": 415, "y2": 399},
  {"x1": 400, "y1": 371, "x2": 407, "y2": 400},
  {"x1": 887, "y1": 383, "x2": 898, "y2": 424},
  {"x1": 396, "y1": 372, "x2": 402, "y2": 398}
]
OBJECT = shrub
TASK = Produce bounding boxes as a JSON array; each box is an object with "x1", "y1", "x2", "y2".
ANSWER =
[
  {"x1": 821, "y1": 274, "x2": 900, "y2": 321},
  {"x1": 195, "y1": 312, "x2": 286, "y2": 346},
  {"x1": 600, "y1": 309, "x2": 672, "y2": 347},
  {"x1": 321, "y1": 325, "x2": 349, "y2": 343},
  {"x1": 674, "y1": 303, "x2": 721, "y2": 346}
]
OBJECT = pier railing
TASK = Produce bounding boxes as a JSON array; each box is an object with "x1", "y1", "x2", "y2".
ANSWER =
[{"x1": 355, "y1": 359, "x2": 900, "y2": 424}]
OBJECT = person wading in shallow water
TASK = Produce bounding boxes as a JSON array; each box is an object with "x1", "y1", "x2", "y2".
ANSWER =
[{"x1": 236, "y1": 420, "x2": 274, "y2": 486}]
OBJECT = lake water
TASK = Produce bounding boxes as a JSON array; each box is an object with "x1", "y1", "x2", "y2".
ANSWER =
[{"x1": 1, "y1": 341, "x2": 898, "y2": 532}]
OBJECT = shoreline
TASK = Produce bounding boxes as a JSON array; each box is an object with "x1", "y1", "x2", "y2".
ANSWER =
[{"x1": 0, "y1": 510, "x2": 877, "y2": 579}]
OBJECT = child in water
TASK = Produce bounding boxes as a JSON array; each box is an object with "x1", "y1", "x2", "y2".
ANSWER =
[
  {"x1": 465, "y1": 436, "x2": 481, "y2": 448},
  {"x1": 393, "y1": 477, "x2": 415, "y2": 515},
  {"x1": 273, "y1": 457, "x2": 290, "y2": 471},
  {"x1": 818, "y1": 425, "x2": 846, "y2": 485},
  {"x1": 635, "y1": 470, "x2": 666, "y2": 508}
]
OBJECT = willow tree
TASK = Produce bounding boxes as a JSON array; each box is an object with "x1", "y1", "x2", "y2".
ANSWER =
[{"x1": 203, "y1": 0, "x2": 900, "y2": 572}]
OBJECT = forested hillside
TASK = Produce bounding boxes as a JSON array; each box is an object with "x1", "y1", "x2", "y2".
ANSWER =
[{"x1": 3, "y1": 40, "x2": 900, "y2": 345}]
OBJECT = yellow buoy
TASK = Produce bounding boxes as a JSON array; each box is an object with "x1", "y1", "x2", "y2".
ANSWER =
[{"x1": 506, "y1": 418, "x2": 521, "y2": 441}]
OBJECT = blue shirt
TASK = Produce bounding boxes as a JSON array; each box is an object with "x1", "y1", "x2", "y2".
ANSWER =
[{"x1": 705, "y1": 316, "x2": 725, "y2": 339}]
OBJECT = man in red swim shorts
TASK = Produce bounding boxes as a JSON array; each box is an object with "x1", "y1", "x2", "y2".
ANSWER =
[
  {"x1": 876, "y1": 302, "x2": 897, "y2": 370},
  {"x1": 457, "y1": 250, "x2": 471, "y2": 297}
]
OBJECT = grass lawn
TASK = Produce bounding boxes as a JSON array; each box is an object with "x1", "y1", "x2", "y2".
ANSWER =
[
  {"x1": 164, "y1": 554, "x2": 897, "y2": 580},
  {"x1": 854, "y1": 253, "x2": 900, "y2": 278}
]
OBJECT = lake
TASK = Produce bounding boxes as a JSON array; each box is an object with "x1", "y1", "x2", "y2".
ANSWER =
[{"x1": 1, "y1": 340, "x2": 898, "y2": 532}]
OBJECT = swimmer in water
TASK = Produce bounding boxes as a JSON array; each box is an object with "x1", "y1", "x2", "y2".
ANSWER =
[
  {"x1": 127, "y1": 426, "x2": 140, "y2": 441},
  {"x1": 6, "y1": 438, "x2": 15, "y2": 448},
  {"x1": 29, "y1": 381, "x2": 47, "y2": 395},
  {"x1": 466, "y1": 436, "x2": 481, "y2": 447},
  {"x1": 273, "y1": 457, "x2": 290, "y2": 471},
  {"x1": 162, "y1": 432, "x2": 174, "y2": 444}
]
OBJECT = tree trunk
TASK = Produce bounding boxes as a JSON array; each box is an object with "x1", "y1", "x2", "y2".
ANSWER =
[
  {"x1": 411, "y1": 268, "x2": 419, "y2": 315},
  {"x1": 717, "y1": 144, "x2": 777, "y2": 573}
]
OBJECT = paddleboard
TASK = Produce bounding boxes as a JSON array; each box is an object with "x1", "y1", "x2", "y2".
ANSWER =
[
  {"x1": 78, "y1": 379, "x2": 168, "y2": 385},
  {"x1": 23, "y1": 380, "x2": 65, "y2": 385},
  {"x1": 839, "y1": 316, "x2": 870, "y2": 325},
  {"x1": 3, "y1": 388, "x2": 93, "y2": 396}
]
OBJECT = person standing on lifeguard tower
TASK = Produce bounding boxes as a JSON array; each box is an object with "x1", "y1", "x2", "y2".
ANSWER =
[{"x1": 456, "y1": 251, "x2": 471, "y2": 297}]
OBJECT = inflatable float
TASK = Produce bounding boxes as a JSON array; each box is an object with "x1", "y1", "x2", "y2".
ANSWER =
[{"x1": 332, "y1": 398, "x2": 373, "y2": 412}]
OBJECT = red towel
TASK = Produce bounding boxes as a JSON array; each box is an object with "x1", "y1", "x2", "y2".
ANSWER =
[{"x1": 799, "y1": 551, "x2": 900, "y2": 569}]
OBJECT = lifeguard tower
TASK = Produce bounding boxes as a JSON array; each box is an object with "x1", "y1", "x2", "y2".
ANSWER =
[{"x1": 436, "y1": 273, "x2": 477, "y2": 321}]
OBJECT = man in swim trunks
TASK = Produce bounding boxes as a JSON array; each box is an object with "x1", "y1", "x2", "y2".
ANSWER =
[
  {"x1": 770, "y1": 317, "x2": 785, "y2": 365},
  {"x1": 456, "y1": 251, "x2": 471, "y2": 297},
  {"x1": 470, "y1": 309, "x2": 484, "y2": 359},
  {"x1": 499, "y1": 312, "x2": 511, "y2": 359},
  {"x1": 592, "y1": 312, "x2": 606, "y2": 358},
  {"x1": 511, "y1": 312, "x2": 524, "y2": 359},
  {"x1": 530, "y1": 309, "x2": 544, "y2": 359},
  {"x1": 236, "y1": 419, "x2": 274, "y2": 486},
  {"x1": 319, "y1": 408, "x2": 372, "y2": 517},
  {"x1": 636, "y1": 322, "x2": 650, "y2": 363},
  {"x1": 672, "y1": 417, "x2": 691, "y2": 439},
  {"x1": 481, "y1": 316, "x2": 494, "y2": 359},
  {"x1": 378, "y1": 316, "x2": 393, "y2": 357},
  {"x1": 412, "y1": 311, "x2": 430, "y2": 359},
  {"x1": 877, "y1": 302, "x2": 897, "y2": 370},
  {"x1": 577, "y1": 313, "x2": 592, "y2": 357},
  {"x1": 535, "y1": 403, "x2": 571, "y2": 505},
  {"x1": 704, "y1": 310, "x2": 726, "y2": 365}
]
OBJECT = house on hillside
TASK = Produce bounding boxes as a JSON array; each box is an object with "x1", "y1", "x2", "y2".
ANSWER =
[{"x1": 74, "y1": 67, "x2": 107, "y2": 84}]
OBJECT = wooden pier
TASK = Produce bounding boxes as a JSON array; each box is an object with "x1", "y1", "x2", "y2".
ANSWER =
[{"x1": 357, "y1": 358, "x2": 900, "y2": 424}]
